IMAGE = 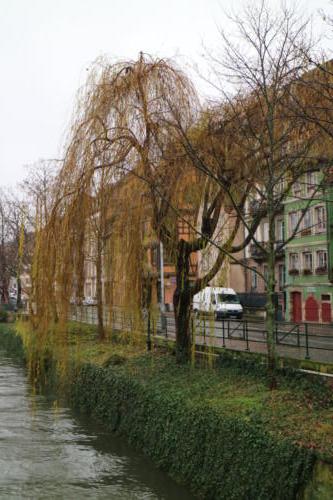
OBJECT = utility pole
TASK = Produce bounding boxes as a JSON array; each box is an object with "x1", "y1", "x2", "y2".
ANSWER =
[{"x1": 159, "y1": 241, "x2": 165, "y2": 312}]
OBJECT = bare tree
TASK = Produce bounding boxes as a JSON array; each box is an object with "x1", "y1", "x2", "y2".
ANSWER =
[
  {"x1": 21, "y1": 160, "x2": 60, "y2": 319},
  {"x1": 0, "y1": 189, "x2": 32, "y2": 308},
  {"x1": 0, "y1": 193, "x2": 11, "y2": 304},
  {"x1": 197, "y1": 1, "x2": 332, "y2": 384}
]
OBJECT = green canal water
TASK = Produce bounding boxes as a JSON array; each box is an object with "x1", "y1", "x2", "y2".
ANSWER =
[{"x1": 0, "y1": 350, "x2": 194, "y2": 499}]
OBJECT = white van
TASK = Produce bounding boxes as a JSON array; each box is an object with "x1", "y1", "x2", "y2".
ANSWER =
[{"x1": 192, "y1": 287, "x2": 243, "y2": 320}]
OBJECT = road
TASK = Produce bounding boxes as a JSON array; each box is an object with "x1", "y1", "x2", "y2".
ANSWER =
[
  {"x1": 161, "y1": 312, "x2": 333, "y2": 364},
  {"x1": 70, "y1": 306, "x2": 333, "y2": 364}
]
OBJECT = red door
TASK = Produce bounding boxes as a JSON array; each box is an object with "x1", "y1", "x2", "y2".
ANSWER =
[
  {"x1": 305, "y1": 296, "x2": 319, "y2": 322},
  {"x1": 292, "y1": 292, "x2": 302, "y2": 322},
  {"x1": 322, "y1": 302, "x2": 332, "y2": 323}
]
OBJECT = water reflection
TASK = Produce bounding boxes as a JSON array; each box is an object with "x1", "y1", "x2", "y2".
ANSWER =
[{"x1": 0, "y1": 352, "x2": 193, "y2": 499}]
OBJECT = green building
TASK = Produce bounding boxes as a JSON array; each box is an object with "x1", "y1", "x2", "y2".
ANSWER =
[{"x1": 285, "y1": 170, "x2": 333, "y2": 323}]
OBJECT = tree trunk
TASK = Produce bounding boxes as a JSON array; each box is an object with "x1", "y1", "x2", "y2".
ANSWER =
[
  {"x1": 1, "y1": 276, "x2": 9, "y2": 304},
  {"x1": 266, "y1": 203, "x2": 277, "y2": 389},
  {"x1": 96, "y1": 239, "x2": 105, "y2": 341},
  {"x1": 173, "y1": 240, "x2": 192, "y2": 363},
  {"x1": 266, "y1": 274, "x2": 277, "y2": 389},
  {"x1": 0, "y1": 237, "x2": 9, "y2": 304}
]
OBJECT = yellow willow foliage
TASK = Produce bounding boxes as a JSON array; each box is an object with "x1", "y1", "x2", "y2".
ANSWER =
[
  {"x1": 291, "y1": 62, "x2": 333, "y2": 162},
  {"x1": 29, "y1": 54, "x2": 199, "y2": 378},
  {"x1": 18, "y1": 221, "x2": 24, "y2": 262},
  {"x1": 218, "y1": 63, "x2": 333, "y2": 185}
]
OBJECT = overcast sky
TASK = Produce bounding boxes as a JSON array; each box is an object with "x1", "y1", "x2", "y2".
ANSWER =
[{"x1": 0, "y1": 0, "x2": 332, "y2": 189}]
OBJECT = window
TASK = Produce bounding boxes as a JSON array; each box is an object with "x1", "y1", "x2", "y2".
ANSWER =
[
  {"x1": 306, "y1": 171, "x2": 316, "y2": 194},
  {"x1": 315, "y1": 206, "x2": 326, "y2": 233},
  {"x1": 263, "y1": 265, "x2": 268, "y2": 290},
  {"x1": 91, "y1": 278, "x2": 96, "y2": 299},
  {"x1": 289, "y1": 211, "x2": 299, "y2": 236},
  {"x1": 201, "y1": 253, "x2": 210, "y2": 272},
  {"x1": 276, "y1": 220, "x2": 284, "y2": 242},
  {"x1": 275, "y1": 179, "x2": 285, "y2": 195},
  {"x1": 303, "y1": 209, "x2": 312, "y2": 230},
  {"x1": 217, "y1": 294, "x2": 240, "y2": 304},
  {"x1": 251, "y1": 267, "x2": 258, "y2": 290},
  {"x1": 163, "y1": 245, "x2": 174, "y2": 266},
  {"x1": 254, "y1": 226, "x2": 261, "y2": 242},
  {"x1": 177, "y1": 219, "x2": 193, "y2": 238},
  {"x1": 278, "y1": 264, "x2": 285, "y2": 290},
  {"x1": 289, "y1": 253, "x2": 299, "y2": 270},
  {"x1": 302, "y1": 252, "x2": 313, "y2": 272},
  {"x1": 85, "y1": 284, "x2": 92, "y2": 297},
  {"x1": 263, "y1": 222, "x2": 269, "y2": 242},
  {"x1": 322, "y1": 294, "x2": 330, "y2": 302},
  {"x1": 301, "y1": 209, "x2": 312, "y2": 236},
  {"x1": 316, "y1": 250, "x2": 327, "y2": 270},
  {"x1": 86, "y1": 261, "x2": 94, "y2": 278},
  {"x1": 292, "y1": 181, "x2": 301, "y2": 196}
]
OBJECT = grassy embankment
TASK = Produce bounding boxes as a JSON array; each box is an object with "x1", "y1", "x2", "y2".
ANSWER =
[{"x1": 0, "y1": 320, "x2": 332, "y2": 499}]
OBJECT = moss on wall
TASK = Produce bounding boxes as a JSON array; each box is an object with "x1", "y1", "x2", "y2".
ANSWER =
[{"x1": 302, "y1": 461, "x2": 333, "y2": 499}]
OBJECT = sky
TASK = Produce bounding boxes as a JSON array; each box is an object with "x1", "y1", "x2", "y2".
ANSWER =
[{"x1": 0, "y1": 0, "x2": 332, "y2": 188}]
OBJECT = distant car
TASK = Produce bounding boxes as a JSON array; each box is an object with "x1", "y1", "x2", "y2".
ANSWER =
[{"x1": 83, "y1": 297, "x2": 97, "y2": 305}]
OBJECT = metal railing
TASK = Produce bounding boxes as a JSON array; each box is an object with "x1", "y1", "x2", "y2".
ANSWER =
[{"x1": 69, "y1": 305, "x2": 333, "y2": 364}]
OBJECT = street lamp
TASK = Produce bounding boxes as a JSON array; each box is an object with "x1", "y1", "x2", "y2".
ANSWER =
[{"x1": 159, "y1": 241, "x2": 165, "y2": 312}]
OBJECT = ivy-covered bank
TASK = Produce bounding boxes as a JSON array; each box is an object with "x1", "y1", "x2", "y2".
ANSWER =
[
  {"x1": 0, "y1": 323, "x2": 332, "y2": 499},
  {"x1": 72, "y1": 363, "x2": 316, "y2": 500}
]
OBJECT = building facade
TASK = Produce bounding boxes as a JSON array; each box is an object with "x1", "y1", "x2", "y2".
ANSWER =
[
  {"x1": 285, "y1": 171, "x2": 333, "y2": 323},
  {"x1": 79, "y1": 168, "x2": 333, "y2": 324}
]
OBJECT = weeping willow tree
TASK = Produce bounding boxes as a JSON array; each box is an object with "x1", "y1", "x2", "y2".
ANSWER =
[
  {"x1": 29, "y1": 55, "x2": 194, "y2": 350},
  {"x1": 30, "y1": 53, "x2": 258, "y2": 367}
]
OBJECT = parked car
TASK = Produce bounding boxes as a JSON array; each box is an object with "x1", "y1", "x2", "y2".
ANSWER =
[
  {"x1": 82, "y1": 297, "x2": 97, "y2": 305},
  {"x1": 193, "y1": 286, "x2": 243, "y2": 320}
]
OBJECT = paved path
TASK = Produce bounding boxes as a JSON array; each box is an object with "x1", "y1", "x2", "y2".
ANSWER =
[
  {"x1": 162, "y1": 313, "x2": 333, "y2": 364},
  {"x1": 70, "y1": 306, "x2": 333, "y2": 364}
]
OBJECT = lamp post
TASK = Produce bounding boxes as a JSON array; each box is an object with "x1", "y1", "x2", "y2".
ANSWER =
[
  {"x1": 159, "y1": 241, "x2": 165, "y2": 312},
  {"x1": 159, "y1": 241, "x2": 168, "y2": 336}
]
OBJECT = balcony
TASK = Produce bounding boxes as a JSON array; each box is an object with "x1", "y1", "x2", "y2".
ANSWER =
[
  {"x1": 315, "y1": 266, "x2": 327, "y2": 275},
  {"x1": 249, "y1": 243, "x2": 267, "y2": 261},
  {"x1": 288, "y1": 268, "x2": 299, "y2": 276},
  {"x1": 249, "y1": 199, "x2": 266, "y2": 216},
  {"x1": 274, "y1": 240, "x2": 285, "y2": 257},
  {"x1": 250, "y1": 241, "x2": 284, "y2": 261},
  {"x1": 300, "y1": 228, "x2": 311, "y2": 237},
  {"x1": 302, "y1": 268, "x2": 313, "y2": 276}
]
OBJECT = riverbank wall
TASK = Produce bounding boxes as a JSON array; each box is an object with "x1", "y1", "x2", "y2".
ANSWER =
[{"x1": 0, "y1": 323, "x2": 332, "y2": 499}]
